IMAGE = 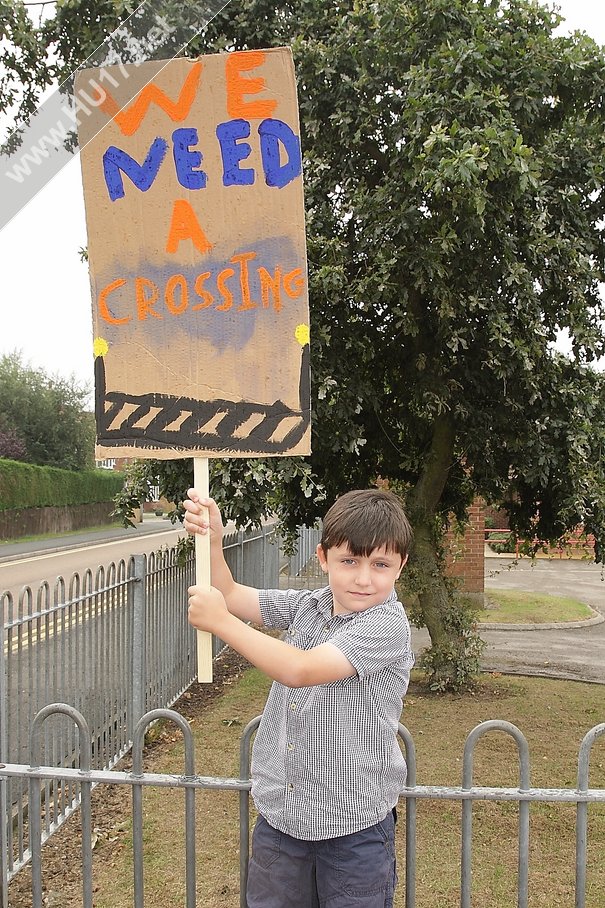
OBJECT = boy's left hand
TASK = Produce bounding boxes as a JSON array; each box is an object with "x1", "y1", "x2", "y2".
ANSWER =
[{"x1": 187, "y1": 584, "x2": 229, "y2": 633}]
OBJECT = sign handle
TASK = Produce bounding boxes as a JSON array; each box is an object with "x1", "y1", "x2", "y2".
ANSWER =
[{"x1": 193, "y1": 457, "x2": 213, "y2": 682}]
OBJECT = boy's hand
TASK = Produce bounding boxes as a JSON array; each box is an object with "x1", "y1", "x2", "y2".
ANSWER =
[
  {"x1": 188, "y1": 584, "x2": 229, "y2": 633},
  {"x1": 182, "y1": 489, "x2": 224, "y2": 542}
]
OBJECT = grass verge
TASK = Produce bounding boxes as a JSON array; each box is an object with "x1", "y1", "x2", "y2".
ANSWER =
[
  {"x1": 479, "y1": 589, "x2": 594, "y2": 624},
  {"x1": 11, "y1": 660, "x2": 604, "y2": 908},
  {"x1": 0, "y1": 522, "x2": 123, "y2": 546}
]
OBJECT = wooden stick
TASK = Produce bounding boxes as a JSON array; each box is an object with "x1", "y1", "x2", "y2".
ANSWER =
[{"x1": 193, "y1": 457, "x2": 213, "y2": 682}]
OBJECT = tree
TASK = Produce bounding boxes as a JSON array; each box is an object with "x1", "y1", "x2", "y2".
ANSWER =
[
  {"x1": 0, "y1": 0, "x2": 54, "y2": 127},
  {"x1": 0, "y1": 351, "x2": 95, "y2": 470},
  {"x1": 5, "y1": 0, "x2": 605, "y2": 688},
  {"x1": 0, "y1": 419, "x2": 27, "y2": 461}
]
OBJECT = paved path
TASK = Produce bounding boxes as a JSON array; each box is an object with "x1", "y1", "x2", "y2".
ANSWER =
[
  {"x1": 0, "y1": 515, "x2": 172, "y2": 563},
  {"x1": 412, "y1": 555, "x2": 605, "y2": 684}
]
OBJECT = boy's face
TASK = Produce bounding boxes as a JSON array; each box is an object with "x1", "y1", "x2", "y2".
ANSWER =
[{"x1": 316, "y1": 543, "x2": 406, "y2": 616}]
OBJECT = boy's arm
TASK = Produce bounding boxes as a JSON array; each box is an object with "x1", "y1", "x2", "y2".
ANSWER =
[
  {"x1": 183, "y1": 490, "x2": 262, "y2": 625},
  {"x1": 187, "y1": 585, "x2": 357, "y2": 687}
]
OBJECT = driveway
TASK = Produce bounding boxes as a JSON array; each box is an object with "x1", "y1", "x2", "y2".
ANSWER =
[{"x1": 411, "y1": 555, "x2": 605, "y2": 684}]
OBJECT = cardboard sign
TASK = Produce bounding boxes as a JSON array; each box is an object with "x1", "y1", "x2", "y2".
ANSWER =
[{"x1": 76, "y1": 48, "x2": 310, "y2": 459}]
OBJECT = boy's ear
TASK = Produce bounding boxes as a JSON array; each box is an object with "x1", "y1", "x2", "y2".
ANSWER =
[{"x1": 316, "y1": 543, "x2": 329, "y2": 573}]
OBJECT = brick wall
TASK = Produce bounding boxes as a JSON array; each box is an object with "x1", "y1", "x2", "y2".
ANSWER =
[
  {"x1": 0, "y1": 501, "x2": 118, "y2": 541},
  {"x1": 444, "y1": 499, "x2": 485, "y2": 595},
  {"x1": 484, "y1": 505, "x2": 509, "y2": 529}
]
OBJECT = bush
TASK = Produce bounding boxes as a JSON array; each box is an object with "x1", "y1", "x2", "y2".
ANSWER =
[
  {"x1": 486, "y1": 531, "x2": 516, "y2": 554},
  {"x1": 0, "y1": 459, "x2": 124, "y2": 511},
  {"x1": 418, "y1": 599, "x2": 486, "y2": 692}
]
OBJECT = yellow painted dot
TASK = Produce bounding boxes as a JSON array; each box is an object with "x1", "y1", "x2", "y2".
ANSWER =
[
  {"x1": 93, "y1": 337, "x2": 109, "y2": 358},
  {"x1": 295, "y1": 324, "x2": 310, "y2": 346}
]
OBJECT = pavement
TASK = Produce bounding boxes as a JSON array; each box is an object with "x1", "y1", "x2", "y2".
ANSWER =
[
  {"x1": 1, "y1": 526, "x2": 604, "y2": 684},
  {"x1": 0, "y1": 514, "x2": 175, "y2": 564},
  {"x1": 480, "y1": 553, "x2": 605, "y2": 684},
  {"x1": 412, "y1": 553, "x2": 605, "y2": 685}
]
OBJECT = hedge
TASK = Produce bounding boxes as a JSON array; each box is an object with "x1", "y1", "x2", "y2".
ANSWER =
[{"x1": 0, "y1": 459, "x2": 124, "y2": 511}]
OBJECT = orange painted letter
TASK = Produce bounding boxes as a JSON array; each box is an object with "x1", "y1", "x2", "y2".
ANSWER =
[
  {"x1": 216, "y1": 268, "x2": 235, "y2": 311},
  {"x1": 98, "y1": 278, "x2": 130, "y2": 325},
  {"x1": 112, "y1": 62, "x2": 203, "y2": 136},
  {"x1": 164, "y1": 274, "x2": 188, "y2": 315},
  {"x1": 193, "y1": 272, "x2": 214, "y2": 310},
  {"x1": 283, "y1": 267, "x2": 305, "y2": 299},
  {"x1": 135, "y1": 277, "x2": 161, "y2": 320},
  {"x1": 166, "y1": 199, "x2": 213, "y2": 255},
  {"x1": 226, "y1": 51, "x2": 278, "y2": 119},
  {"x1": 232, "y1": 251, "x2": 257, "y2": 311},
  {"x1": 258, "y1": 266, "x2": 282, "y2": 311}
]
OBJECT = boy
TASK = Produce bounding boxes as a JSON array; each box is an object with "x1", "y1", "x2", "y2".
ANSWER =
[{"x1": 184, "y1": 487, "x2": 414, "y2": 908}]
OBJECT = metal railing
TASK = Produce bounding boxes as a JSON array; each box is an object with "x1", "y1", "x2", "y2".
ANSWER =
[
  {"x1": 483, "y1": 528, "x2": 596, "y2": 560},
  {"x1": 285, "y1": 522, "x2": 322, "y2": 584},
  {"x1": 7, "y1": 524, "x2": 604, "y2": 905},
  {"x1": 1, "y1": 706, "x2": 603, "y2": 907},
  {"x1": 0, "y1": 524, "x2": 281, "y2": 896}
]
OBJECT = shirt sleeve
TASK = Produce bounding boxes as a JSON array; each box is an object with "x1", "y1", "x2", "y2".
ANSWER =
[
  {"x1": 258, "y1": 587, "x2": 313, "y2": 629},
  {"x1": 328, "y1": 602, "x2": 414, "y2": 680}
]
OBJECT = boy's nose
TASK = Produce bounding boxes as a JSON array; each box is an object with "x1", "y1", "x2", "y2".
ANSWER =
[{"x1": 355, "y1": 567, "x2": 372, "y2": 587}]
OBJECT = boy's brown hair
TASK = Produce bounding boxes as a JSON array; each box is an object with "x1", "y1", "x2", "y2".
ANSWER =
[{"x1": 320, "y1": 489, "x2": 413, "y2": 560}]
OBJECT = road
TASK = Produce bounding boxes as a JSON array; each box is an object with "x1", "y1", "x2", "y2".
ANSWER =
[
  {"x1": 0, "y1": 520, "x2": 186, "y2": 607},
  {"x1": 1, "y1": 518, "x2": 189, "y2": 774}
]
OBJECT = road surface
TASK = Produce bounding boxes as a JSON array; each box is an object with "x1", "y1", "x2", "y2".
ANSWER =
[{"x1": 412, "y1": 555, "x2": 605, "y2": 684}]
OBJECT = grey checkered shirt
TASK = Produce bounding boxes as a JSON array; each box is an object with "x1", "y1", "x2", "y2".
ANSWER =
[{"x1": 251, "y1": 585, "x2": 414, "y2": 840}]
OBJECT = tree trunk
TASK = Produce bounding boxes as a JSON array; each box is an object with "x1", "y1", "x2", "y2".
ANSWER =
[
  {"x1": 411, "y1": 517, "x2": 452, "y2": 648},
  {"x1": 405, "y1": 413, "x2": 456, "y2": 644},
  {"x1": 403, "y1": 415, "x2": 484, "y2": 689}
]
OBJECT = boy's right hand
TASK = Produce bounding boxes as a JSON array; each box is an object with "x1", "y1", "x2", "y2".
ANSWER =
[{"x1": 182, "y1": 489, "x2": 224, "y2": 542}]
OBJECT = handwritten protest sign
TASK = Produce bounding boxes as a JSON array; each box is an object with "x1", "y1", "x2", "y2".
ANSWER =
[
  {"x1": 76, "y1": 49, "x2": 310, "y2": 680},
  {"x1": 76, "y1": 48, "x2": 310, "y2": 461}
]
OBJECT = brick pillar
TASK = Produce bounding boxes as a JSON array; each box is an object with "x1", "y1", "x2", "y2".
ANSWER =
[{"x1": 444, "y1": 499, "x2": 485, "y2": 599}]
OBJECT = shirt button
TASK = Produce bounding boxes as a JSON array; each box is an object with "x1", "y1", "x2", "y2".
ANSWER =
[
  {"x1": 288, "y1": 783, "x2": 294, "y2": 790},
  {"x1": 290, "y1": 703, "x2": 297, "y2": 711},
  {"x1": 287, "y1": 742, "x2": 295, "y2": 751}
]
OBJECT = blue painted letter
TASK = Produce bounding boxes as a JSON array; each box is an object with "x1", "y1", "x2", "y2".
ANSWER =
[
  {"x1": 216, "y1": 119, "x2": 255, "y2": 186},
  {"x1": 103, "y1": 138, "x2": 168, "y2": 201},
  {"x1": 259, "y1": 119, "x2": 301, "y2": 189},
  {"x1": 173, "y1": 127, "x2": 207, "y2": 190}
]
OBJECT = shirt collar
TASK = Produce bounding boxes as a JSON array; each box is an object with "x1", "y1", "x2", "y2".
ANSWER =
[{"x1": 312, "y1": 586, "x2": 398, "y2": 620}]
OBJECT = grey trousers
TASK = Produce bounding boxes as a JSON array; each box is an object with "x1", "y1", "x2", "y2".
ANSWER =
[{"x1": 246, "y1": 811, "x2": 397, "y2": 908}]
